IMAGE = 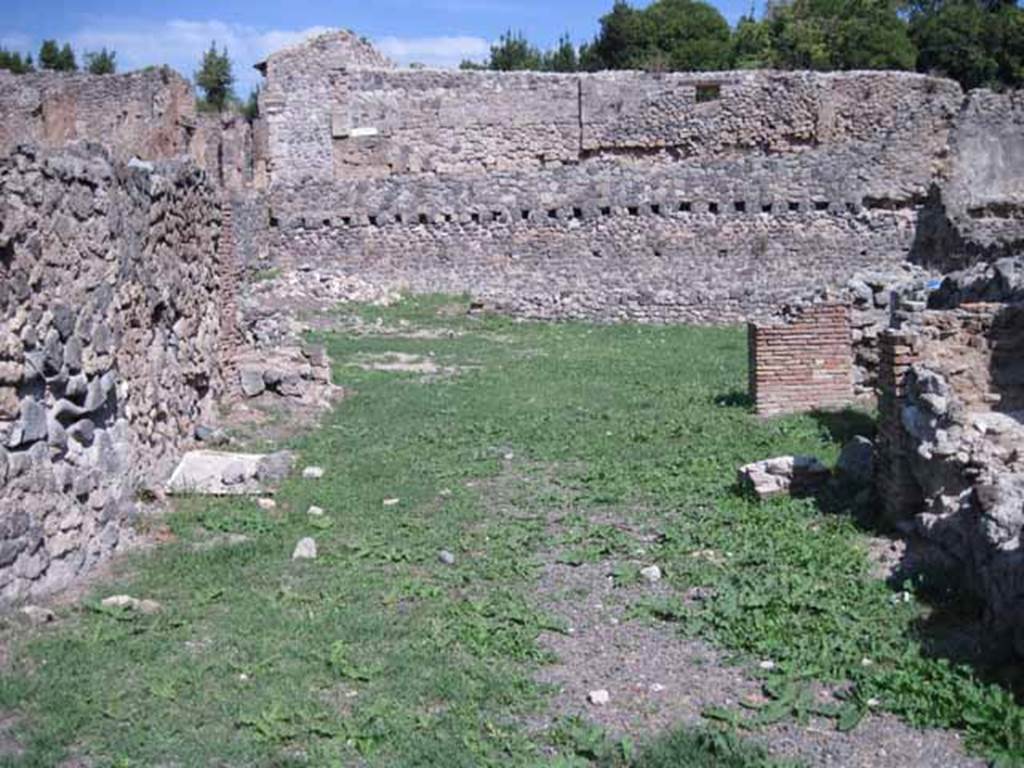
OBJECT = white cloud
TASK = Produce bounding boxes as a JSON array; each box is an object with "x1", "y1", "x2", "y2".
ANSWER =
[
  {"x1": 6, "y1": 19, "x2": 490, "y2": 93},
  {"x1": 68, "y1": 19, "x2": 331, "y2": 93},
  {"x1": 376, "y1": 35, "x2": 490, "y2": 68}
]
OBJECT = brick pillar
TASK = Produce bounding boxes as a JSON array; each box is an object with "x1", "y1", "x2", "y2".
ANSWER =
[
  {"x1": 876, "y1": 329, "x2": 922, "y2": 525},
  {"x1": 748, "y1": 304, "x2": 854, "y2": 416}
]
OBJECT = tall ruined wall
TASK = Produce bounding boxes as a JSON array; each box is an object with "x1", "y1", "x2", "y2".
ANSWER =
[
  {"x1": 939, "y1": 90, "x2": 1024, "y2": 265},
  {"x1": 0, "y1": 68, "x2": 195, "y2": 161},
  {"x1": 265, "y1": 65, "x2": 959, "y2": 193},
  {"x1": 0, "y1": 144, "x2": 227, "y2": 601},
  {"x1": 260, "y1": 32, "x2": 987, "y2": 322}
]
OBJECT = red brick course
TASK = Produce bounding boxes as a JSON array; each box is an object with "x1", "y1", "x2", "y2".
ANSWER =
[{"x1": 748, "y1": 304, "x2": 855, "y2": 416}]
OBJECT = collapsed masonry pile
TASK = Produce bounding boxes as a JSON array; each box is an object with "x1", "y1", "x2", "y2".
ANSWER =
[
  {"x1": 0, "y1": 144, "x2": 227, "y2": 600},
  {"x1": 878, "y1": 257, "x2": 1024, "y2": 657}
]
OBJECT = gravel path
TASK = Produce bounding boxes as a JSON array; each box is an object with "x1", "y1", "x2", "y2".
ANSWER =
[{"x1": 532, "y1": 555, "x2": 985, "y2": 767}]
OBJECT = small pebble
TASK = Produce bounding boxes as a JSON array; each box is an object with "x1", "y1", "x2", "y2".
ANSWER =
[
  {"x1": 438, "y1": 549, "x2": 456, "y2": 565},
  {"x1": 302, "y1": 466, "x2": 325, "y2": 479},
  {"x1": 588, "y1": 689, "x2": 611, "y2": 706},
  {"x1": 20, "y1": 605, "x2": 55, "y2": 625},
  {"x1": 640, "y1": 565, "x2": 662, "y2": 584},
  {"x1": 257, "y1": 498, "x2": 277, "y2": 511},
  {"x1": 758, "y1": 660, "x2": 776, "y2": 670},
  {"x1": 307, "y1": 506, "x2": 326, "y2": 517},
  {"x1": 292, "y1": 537, "x2": 318, "y2": 560},
  {"x1": 649, "y1": 683, "x2": 665, "y2": 693},
  {"x1": 101, "y1": 595, "x2": 162, "y2": 614}
]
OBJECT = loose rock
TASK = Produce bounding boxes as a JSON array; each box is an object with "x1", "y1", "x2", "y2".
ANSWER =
[
  {"x1": 640, "y1": 565, "x2": 662, "y2": 584},
  {"x1": 19, "y1": 605, "x2": 55, "y2": 625},
  {"x1": 101, "y1": 595, "x2": 162, "y2": 614},
  {"x1": 292, "y1": 537, "x2": 318, "y2": 560},
  {"x1": 438, "y1": 549, "x2": 456, "y2": 565},
  {"x1": 738, "y1": 455, "x2": 830, "y2": 500},
  {"x1": 588, "y1": 689, "x2": 611, "y2": 706},
  {"x1": 302, "y1": 466, "x2": 325, "y2": 479}
]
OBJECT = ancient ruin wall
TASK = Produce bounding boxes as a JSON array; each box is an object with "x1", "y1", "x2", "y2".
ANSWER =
[
  {"x1": 258, "y1": 32, "x2": 985, "y2": 322},
  {"x1": 877, "y1": 303, "x2": 1024, "y2": 655},
  {"x1": 0, "y1": 68, "x2": 195, "y2": 161},
  {"x1": 0, "y1": 144, "x2": 228, "y2": 601}
]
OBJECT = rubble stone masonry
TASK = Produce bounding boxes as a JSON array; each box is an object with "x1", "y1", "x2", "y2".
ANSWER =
[
  {"x1": 0, "y1": 144, "x2": 228, "y2": 600},
  {"x1": 254, "y1": 31, "x2": 1024, "y2": 323}
]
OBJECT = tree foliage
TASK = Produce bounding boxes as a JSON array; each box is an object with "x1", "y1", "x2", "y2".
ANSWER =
[
  {"x1": 38, "y1": 40, "x2": 77, "y2": 72},
  {"x1": 581, "y1": 0, "x2": 732, "y2": 71},
  {"x1": 488, "y1": 30, "x2": 544, "y2": 71},
  {"x1": 766, "y1": 0, "x2": 917, "y2": 71},
  {"x1": 910, "y1": 0, "x2": 1024, "y2": 90},
  {"x1": 85, "y1": 48, "x2": 117, "y2": 75},
  {"x1": 544, "y1": 34, "x2": 579, "y2": 72},
  {"x1": 480, "y1": 0, "x2": 1022, "y2": 90},
  {"x1": 195, "y1": 42, "x2": 235, "y2": 111},
  {"x1": 0, "y1": 48, "x2": 34, "y2": 74}
]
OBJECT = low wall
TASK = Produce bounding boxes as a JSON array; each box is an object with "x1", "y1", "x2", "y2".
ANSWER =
[
  {"x1": 877, "y1": 301, "x2": 1024, "y2": 656},
  {"x1": 0, "y1": 144, "x2": 228, "y2": 601},
  {"x1": 748, "y1": 304, "x2": 854, "y2": 416}
]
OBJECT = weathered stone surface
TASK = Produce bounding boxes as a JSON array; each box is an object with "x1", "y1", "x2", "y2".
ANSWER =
[
  {"x1": 877, "y1": 302, "x2": 1024, "y2": 657},
  {"x1": 256, "y1": 451, "x2": 296, "y2": 485},
  {"x1": 101, "y1": 595, "x2": 162, "y2": 614},
  {"x1": 256, "y1": 32, "x2": 1023, "y2": 324},
  {"x1": 0, "y1": 144, "x2": 229, "y2": 603},
  {"x1": 167, "y1": 451, "x2": 278, "y2": 496},
  {"x1": 738, "y1": 456, "x2": 830, "y2": 500},
  {"x1": 239, "y1": 367, "x2": 266, "y2": 398},
  {"x1": 292, "y1": 537, "x2": 318, "y2": 560},
  {"x1": 837, "y1": 437, "x2": 875, "y2": 485}
]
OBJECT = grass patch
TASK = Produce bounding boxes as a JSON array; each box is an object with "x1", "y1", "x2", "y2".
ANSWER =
[{"x1": 1, "y1": 295, "x2": 1021, "y2": 765}]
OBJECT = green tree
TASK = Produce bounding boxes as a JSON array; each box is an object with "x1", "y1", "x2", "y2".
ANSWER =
[
  {"x1": 910, "y1": 0, "x2": 1024, "y2": 89},
  {"x1": 767, "y1": 0, "x2": 917, "y2": 71},
  {"x1": 38, "y1": 39, "x2": 61, "y2": 70},
  {"x1": 85, "y1": 48, "x2": 116, "y2": 75},
  {"x1": 195, "y1": 42, "x2": 235, "y2": 111},
  {"x1": 57, "y1": 43, "x2": 77, "y2": 71},
  {"x1": 581, "y1": 0, "x2": 732, "y2": 71},
  {"x1": 542, "y1": 33, "x2": 579, "y2": 71},
  {"x1": 243, "y1": 87, "x2": 260, "y2": 120},
  {"x1": 732, "y1": 13, "x2": 773, "y2": 68},
  {"x1": 0, "y1": 48, "x2": 34, "y2": 74},
  {"x1": 581, "y1": 1, "x2": 655, "y2": 70},
  {"x1": 488, "y1": 30, "x2": 543, "y2": 71}
]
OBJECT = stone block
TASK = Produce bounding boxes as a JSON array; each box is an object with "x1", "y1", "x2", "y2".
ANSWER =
[{"x1": 738, "y1": 456, "x2": 830, "y2": 500}]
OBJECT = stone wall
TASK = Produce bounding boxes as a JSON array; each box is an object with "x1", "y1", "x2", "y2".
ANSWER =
[
  {"x1": 255, "y1": 31, "x2": 1024, "y2": 322},
  {"x1": 748, "y1": 304, "x2": 854, "y2": 416},
  {"x1": 0, "y1": 144, "x2": 227, "y2": 601},
  {"x1": 877, "y1": 278, "x2": 1024, "y2": 655},
  {"x1": 0, "y1": 68, "x2": 195, "y2": 162}
]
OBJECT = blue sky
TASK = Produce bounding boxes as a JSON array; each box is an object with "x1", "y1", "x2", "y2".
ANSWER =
[{"x1": 1, "y1": 0, "x2": 761, "y2": 92}]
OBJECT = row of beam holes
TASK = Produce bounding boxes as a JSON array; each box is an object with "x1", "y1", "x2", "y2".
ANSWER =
[{"x1": 346, "y1": 200, "x2": 844, "y2": 228}]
